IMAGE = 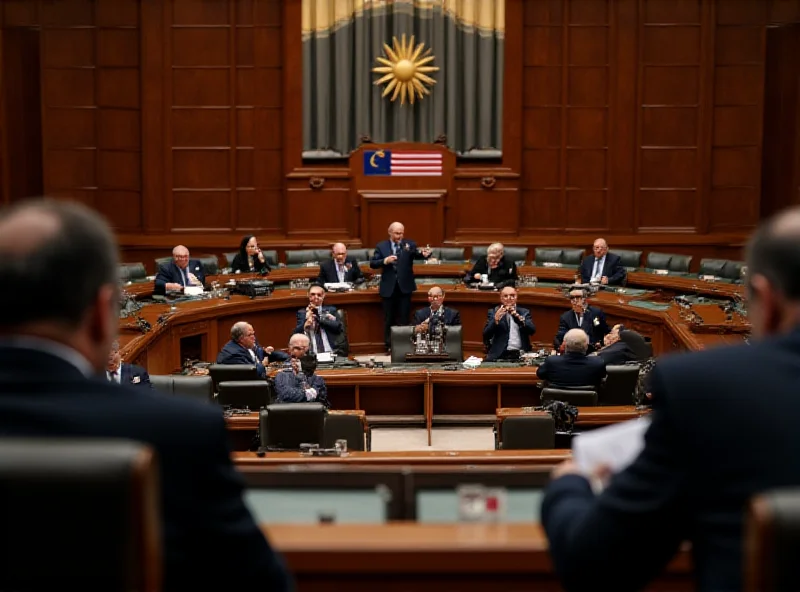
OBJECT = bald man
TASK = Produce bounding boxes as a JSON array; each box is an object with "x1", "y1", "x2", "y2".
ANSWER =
[
  {"x1": 154, "y1": 244, "x2": 206, "y2": 295},
  {"x1": 317, "y1": 242, "x2": 364, "y2": 285},
  {"x1": 370, "y1": 222, "x2": 432, "y2": 350},
  {"x1": 579, "y1": 238, "x2": 626, "y2": 285}
]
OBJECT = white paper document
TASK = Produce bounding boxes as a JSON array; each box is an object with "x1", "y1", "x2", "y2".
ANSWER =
[
  {"x1": 572, "y1": 417, "x2": 651, "y2": 478},
  {"x1": 315, "y1": 352, "x2": 333, "y2": 363},
  {"x1": 184, "y1": 286, "x2": 204, "y2": 296},
  {"x1": 324, "y1": 282, "x2": 351, "y2": 291}
]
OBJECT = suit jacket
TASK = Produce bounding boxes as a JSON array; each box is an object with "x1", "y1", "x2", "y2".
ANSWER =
[
  {"x1": 554, "y1": 306, "x2": 610, "y2": 349},
  {"x1": 412, "y1": 306, "x2": 461, "y2": 327},
  {"x1": 154, "y1": 260, "x2": 206, "y2": 296},
  {"x1": 317, "y1": 258, "x2": 364, "y2": 285},
  {"x1": 230, "y1": 252, "x2": 270, "y2": 275},
  {"x1": 0, "y1": 345, "x2": 290, "y2": 591},
  {"x1": 292, "y1": 305, "x2": 344, "y2": 354},
  {"x1": 596, "y1": 341, "x2": 638, "y2": 366},
  {"x1": 370, "y1": 239, "x2": 426, "y2": 297},
  {"x1": 536, "y1": 352, "x2": 606, "y2": 388},
  {"x1": 119, "y1": 362, "x2": 153, "y2": 388},
  {"x1": 482, "y1": 306, "x2": 536, "y2": 361},
  {"x1": 468, "y1": 256, "x2": 518, "y2": 289},
  {"x1": 216, "y1": 340, "x2": 266, "y2": 378},
  {"x1": 580, "y1": 252, "x2": 626, "y2": 285},
  {"x1": 274, "y1": 369, "x2": 329, "y2": 408},
  {"x1": 541, "y1": 329, "x2": 800, "y2": 591}
]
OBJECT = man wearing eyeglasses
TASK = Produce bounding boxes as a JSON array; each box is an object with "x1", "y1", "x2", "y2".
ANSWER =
[
  {"x1": 154, "y1": 244, "x2": 206, "y2": 295},
  {"x1": 554, "y1": 288, "x2": 609, "y2": 351},
  {"x1": 412, "y1": 286, "x2": 461, "y2": 334}
]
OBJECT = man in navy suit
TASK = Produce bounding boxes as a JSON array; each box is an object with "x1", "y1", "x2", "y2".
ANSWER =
[
  {"x1": 370, "y1": 221, "x2": 432, "y2": 350},
  {"x1": 154, "y1": 244, "x2": 206, "y2": 295},
  {"x1": 216, "y1": 322, "x2": 286, "y2": 378},
  {"x1": 0, "y1": 199, "x2": 290, "y2": 591},
  {"x1": 106, "y1": 340, "x2": 152, "y2": 388},
  {"x1": 541, "y1": 207, "x2": 800, "y2": 591},
  {"x1": 483, "y1": 286, "x2": 537, "y2": 361},
  {"x1": 292, "y1": 284, "x2": 344, "y2": 355},
  {"x1": 554, "y1": 288, "x2": 610, "y2": 350},
  {"x1": 412, "y1": 286, "x2": 461, "y2": 333},
  {"x1": 595, "y1": 324, "x2": 641, "y2": 365},
  {"x1": 579, "y1": 238, "x2": 626, "y2": 285},
  {"x1": 537, "y1": 328, "x2": 606, "y2": 388},
  {"x1": 317, "y1": 242, "x2": 364, "y2": 286}
]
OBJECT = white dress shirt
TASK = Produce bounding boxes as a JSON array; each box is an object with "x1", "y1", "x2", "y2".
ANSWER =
[
  {"x1": 591, "y1": 256, "x2": 606, "y2": 281},
  {"x1": 506, "y1": 313, "x2": 522, "y2": 351}
]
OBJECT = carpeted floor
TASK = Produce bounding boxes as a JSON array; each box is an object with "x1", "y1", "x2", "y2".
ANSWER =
[{"x1": 370, "y1": 427, "x2": 494, "y2": 451}]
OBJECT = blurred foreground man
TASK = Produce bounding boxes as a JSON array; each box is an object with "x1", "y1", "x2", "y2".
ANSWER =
[
  {"x1": 0, "y1": 199, "x2": 291, "y2": 591},
  {"x1": 541, "y1": 206, "x2": 800, "y2": 591}
]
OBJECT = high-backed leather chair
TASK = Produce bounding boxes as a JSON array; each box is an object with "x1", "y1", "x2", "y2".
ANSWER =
[
  {"x1": 390, "y1": 326, "x2": 416, "y2": 363},
  {"x1": 444, "y1": 325, "x2": 464, "y2": 362},
  {"x1": 223, "y1": 250, "x2": 279, "y2": 269},
  {"x1": 0, "y1": 439, "x2": 161, "y2": 590},
  {"x1": 500, "y1": 416, "x2": 556, "y2": 450},
  {"x1": 620, "y1": 330, "x2": 653, "y2": 361},
  {"x1": 610, "y1": 249, "x2": 643, "y2": 270},
  {"x1": 332, "y1": 309, "x2": 350, "y2": 356},
  {"x1": 347, "y1": 248, "x2": 371, "y2": 264},
  {"x1": 218, "y1": 380, "x2": 272, "y2": 410},
  {"x1": 600, "y1": 365, "x2": 640, "y2": 406},
  {"x1": 541, "y1": 387, "x2": 598, "y2": 406},
  {"x1": 118, "y1": 262, "x2": 148, "y2": 283},
  {"x1": 645, "y1": 251, "x2": 693, "y2": 272},
  {"x1": 698, "y1": 258, "x2": 744, "y2": 281},
  {"x1": 150, "y1": 374, "x2": 214, "y2": 403},
  {"x1": 745, "y1": 488, "x2": 800, "y2": 592},
  {"x1": 322, "y1": 414, "x2": 368, "y2": 451},
  {"x1": 430, "y1": 247, "x2": 465, "y2": 262},
  {"x1": 259, "y1": 403, "x2": 326, "y2": 450},
  {"x1": 208, "y1": 364, "x2": 259, "y2": 393},
  {"x1": 534, "y1": 248, "x2": 584, "y2": 266},
  {"x1": 285, "y1": 249, "x2": 332, "y2": 265}
]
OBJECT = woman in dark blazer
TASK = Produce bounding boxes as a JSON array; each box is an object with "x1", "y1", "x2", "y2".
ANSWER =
[{"x1": 231, "y1": 235, "x2": 270, "y2": 275}]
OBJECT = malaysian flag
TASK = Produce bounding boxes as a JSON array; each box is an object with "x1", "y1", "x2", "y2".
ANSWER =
[{"x1": 364, "y1": 150, "x2": 443, "y2": 176}]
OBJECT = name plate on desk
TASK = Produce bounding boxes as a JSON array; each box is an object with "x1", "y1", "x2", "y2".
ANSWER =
[
  {"x1": 653, "y1": 269, "x2": 669, "y2": 275},
  {"x1": 542, "y1": 262, "x2": 563, "y2": 268},
  {"x1": 699, "y1": 275, "x2": 718, "y2": 282}
]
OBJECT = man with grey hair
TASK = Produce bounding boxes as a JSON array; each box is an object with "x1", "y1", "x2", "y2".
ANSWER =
[
  {"x1": 216, "y1": 321, "x2": 285, "y2": 377},
  {"x1": 554, "y1": 287, "x2": 609, "y2": 350},
  {"x1": 106, "y1": 340, "x2": 152, "y2": 388},
  {"x1": 370, "y1": 221, "x2": 432, "y2": 350},
  {"x1": 541, "y1": 206, "x2": 800, "y2": 591},
  {"x1": 536, "y1": 328, "x2": 606, "y2": 388},
  {"x1": 0, "y1": 199, "x2": 290, "y2": 590},
  {"x1": 317, "y1": 242, "x2": 364, "y2": 284},
  {"x1": 468, "y1": 242, "x2": 518, "y2": 288},
  {"x1": 579, "y1": 237, "x2": 625, "y2": 285},
  {"x1": 154, "y1": 244, "x2": 206, "y2": 295}
]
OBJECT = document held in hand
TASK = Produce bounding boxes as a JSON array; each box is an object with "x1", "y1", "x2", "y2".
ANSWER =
[{"x1": 572, "y1": 416, "x2": 652, "y2": 481}]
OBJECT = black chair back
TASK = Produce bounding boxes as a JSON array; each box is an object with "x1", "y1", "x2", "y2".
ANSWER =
[
  {"x1": 390, "y1": 326, "x2": 415, "y2": 363},
  {"x1": 332, "y1": 309, "x2": 350, "y2": 356},
  {"x1": 208, "y1": 363, "x2": 259, "y2": 392},
  {"x1": 431, "y1": 247, "x2": 465, "y2": 262},
  {"x1": 646, "y1": 251, "x2": 693, "y2": 272},
  {"x1": 119, "y1": 262, "x2": 147, "y2": 283},
  {"x1": 0, "y1": 438, "x2": 161, "y2": 591},
  {"x1": 501, "y1": 416, "x2": 556, "y2": 449},
  {"x1": 322, "y1": 414, "x2": 366, "y2": 451},
  {"x1": 541, "y1": 387, "x2": 598, "y2": 406},
  {"x1": 620, "y1": 330, "x2": 653, "y2": 361},
  {"x1": 218, "y1": 380, "x2": 271, "y2": 410},
  {"x1": 745, "y1": 488, "x2": 800, "y2": 592},
  {"x1": 600, "y1": 365, "x2": 640, "y2": 405},
  {"x1": 261, "y1": 403, "x2": 326, "y2": 450},
  {"x1": 150, "y1": 374, "x2": 214, "y2": 403},
  {"x1": 610, "y1": 249, "x2": 642, "y2": 270}
]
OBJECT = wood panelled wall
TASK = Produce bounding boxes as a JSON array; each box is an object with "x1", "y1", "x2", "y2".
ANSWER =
[{"x1": 1, "y1": 0, "x2": 800, "y2": 264}]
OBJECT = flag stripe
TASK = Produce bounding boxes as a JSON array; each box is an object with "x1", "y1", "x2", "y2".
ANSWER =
[
  {"x1": 390, "y1": 171, "x2": 443, "y2": 176},
  {"x1": 391, "y1": 152, "x2": 442, "y2": 159}
]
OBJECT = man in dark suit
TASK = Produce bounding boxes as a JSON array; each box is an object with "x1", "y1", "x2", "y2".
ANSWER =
[
  {"x1": 106, "y1": 340, "x2": 152, "y2": 388},
  {"x1": 274, "y1": 342, "x2": 330, "y2": 408},
  {"x1": 0, "y1": 199, "x2": 290, "y2": 591},
  {"x1": 317, "y1": 242, "x2": 364, "y2": 285},
  {"x1": 483, "y1": 286, "x2": 537, "y2": 361},
  {"x1": 412, "y1": 286, "x2": 461, "y2": 333},
  {"x1": 595, "y1": 324, "x2": 639, "y2": 365},
  {"x1": 467, "y1": 242, "x2": 518, "y2": 289},
  {"x1": 370, "y1": 221, "x2": 432, "y2": 350},
  {"x1": 154, "y1": 244, "x2": 206, "y2": 295},
  {"x1": 541, "y1": 207, "x2": 800, "y2": 592},
  {"x1": 579, "y1": 238, "x2": 626, "y2": 285},
  {"x1": 537, "y1": 329, "x2": 606, "y2": 388},
  {"x1": 216, "y1": 321, "x2": 287, "y2": 378},
  {"x1": 554, "y1": 288, "x2": 610, "y2": 350},
  {"x1": 292, "y1": 284, "x2": 345, "y2": 355}
]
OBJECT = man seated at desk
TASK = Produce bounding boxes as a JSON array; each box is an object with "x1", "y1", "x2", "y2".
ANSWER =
[
  {"x1": 317, "y1": 242, "x2": 364, "y2": 285},
  {"x1": 579, "y1": 238, "x2": 626, "y2": 286},
  {"x1": 154, "y1": 244, "x2": 205, "y2": 295},
  {"x1": 412, "y1": 286, "x2": 461, "y2": 334},
  {"x1": 554, "y1": 288, "x2": 609, "y2": 351},
  {"x1": 483, "y1": 287, "x2": 536, "y2": 361},
  {"x1": 217, "y1": 322, "x2": 286, "y2": 378},
  {"x1": 292, "y1": 284, "x2": 344, "y2": 355},
  {"x1": 468, "y1": 242, "x2": 518, "y2": 289},
  {"x1": 593, "y1": 324, "x2": 637, "y2": 365},
  {"x1": 274, "y1": 336, "x2": 330, "y2": 408},
  {"x1": 106, "y1": 340, "x2": 152, "y2": 388},
  {"x1": 537, "y1": 329, "x2": 606, "y2": 388}
]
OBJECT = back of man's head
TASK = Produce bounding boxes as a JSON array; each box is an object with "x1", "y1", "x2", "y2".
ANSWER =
[
  {"x1": 564, "y1": 328, "x2": 589, "y2": 354},
  {"x1": 746, "y1": 207, "x2": 800, "y2": 300},
  {"x1": 0, "y1": 199, "x2": 119, "y2": 366}
]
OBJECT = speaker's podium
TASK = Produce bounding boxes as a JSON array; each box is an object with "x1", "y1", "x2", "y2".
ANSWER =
[{"x1": 352, "y1": 142, "x2": 454, "y2": 247}]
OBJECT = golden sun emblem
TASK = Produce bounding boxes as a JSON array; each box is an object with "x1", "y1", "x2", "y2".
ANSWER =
[{"x1": 372, "y1": 34, "x2": 439, "y2": 106}]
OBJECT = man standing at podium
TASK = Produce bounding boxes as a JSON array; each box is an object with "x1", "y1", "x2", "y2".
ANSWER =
[{"x1": 371, "y1": 221, "x2": 432, "y2": 351}]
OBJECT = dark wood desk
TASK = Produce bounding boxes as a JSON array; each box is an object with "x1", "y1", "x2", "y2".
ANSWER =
[
  {"x1": 496, "y1": 405, "x2": 650, "y2": 426},
  {"x1": 264, "y1": 523, "x2": 693, "y2": 591}
]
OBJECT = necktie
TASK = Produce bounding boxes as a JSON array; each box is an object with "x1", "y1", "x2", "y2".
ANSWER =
[
  {"x1": 577, "y1": 314, "x2": 583, "y2": 327},
  {"x1": 393, "y1": 242, "x2": 399, "y2": 256},
  {"x1": 592, "y1": 258, "x2": 601, "y2": 279},
  {"x1": 338, "y1": 264, "x2": 344, "y2": 282},
  {"x1": 314, "y1": 327, "x2": 326, "y2": 353},
  {"x1": 181, "y1": 267, "x2": 188, "y2": 287},
  {"x1": 108, "y1": 370, "x2": 118, "y2": 383}
]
